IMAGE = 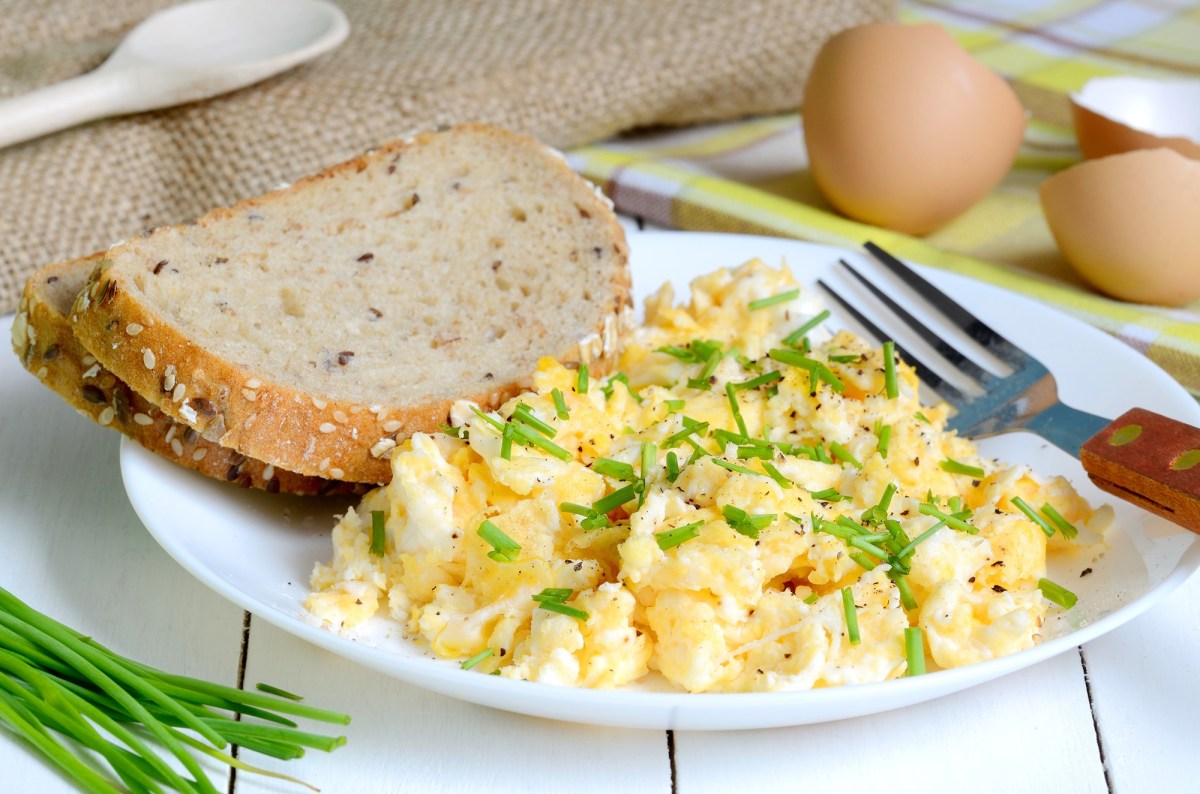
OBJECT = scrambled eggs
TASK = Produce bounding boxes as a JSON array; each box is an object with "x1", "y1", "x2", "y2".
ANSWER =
[{"x1": 306, "y1": 259, "x2": 1109, "y2": 692}]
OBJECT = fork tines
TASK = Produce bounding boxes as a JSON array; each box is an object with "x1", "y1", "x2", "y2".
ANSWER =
[{"x1": 815, "y1": 243, "x2": 1021, "y2": 407}]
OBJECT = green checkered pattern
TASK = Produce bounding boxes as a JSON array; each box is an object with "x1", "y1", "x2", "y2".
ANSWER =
[{"x1": 568, "y1": 0, "x2": 1200, "y2": 395}]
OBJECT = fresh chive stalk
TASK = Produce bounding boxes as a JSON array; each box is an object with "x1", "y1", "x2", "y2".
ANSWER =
[
  {"x1": 876, "y1": 423, "x2": 891, "y2": 459},
  {"x1": 665, "y1": 451, "x2": 681, "y2": 483},
  {"x1": 829, "y1": 441, "x2": 862, "y2": 470},
  {"x1": 917, "y1": 503, "x2": 979, "y2": 535},
  {"x1": 0, "y1": 586, "x2": 348, "y2": 793},
  {"x1": 721, "y1": 505, "x2": 775, "y2": 538},
  {"x1": 709, "y1": 458, "x2": 763, "y2": 477},
  {"x1": 593, "y1": 458, "x2": 638, "y2": 481},
  {"x1": 460, "y1": 648, "x2": 494, "y2": 671},
  {"x1": 576, "y1": 363, "x2": 589, "y2": 393},
  {"x1": 761, "y1": 461, "x2": 793, "y2": 488}
]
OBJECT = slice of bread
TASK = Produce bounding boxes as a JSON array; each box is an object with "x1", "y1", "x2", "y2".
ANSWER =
[
  {"x1": 69, "y1": 124, "x2": 632, "y2": 483},
  {"x1": 12, "y1": 255, "x2": 363, "y2": 495}
]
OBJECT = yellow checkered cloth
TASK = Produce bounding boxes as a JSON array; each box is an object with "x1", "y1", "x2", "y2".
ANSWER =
[{"x1": 568, "y1": 0, "x2": 1200, "y2": 396}]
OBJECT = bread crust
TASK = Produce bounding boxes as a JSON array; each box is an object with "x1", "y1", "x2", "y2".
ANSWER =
[
  {"x1": 69, "y1": 124, "x2": 632, "y2": 483},
  {"x1": 12, "y1": 256, "x2": 365, "y2": 496}
]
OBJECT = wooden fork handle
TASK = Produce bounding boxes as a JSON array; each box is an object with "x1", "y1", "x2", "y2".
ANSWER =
[{"x1": 1081, "y1": 407, "x2": 1200, "y2": 535}]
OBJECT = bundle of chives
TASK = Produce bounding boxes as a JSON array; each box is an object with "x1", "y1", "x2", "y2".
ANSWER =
[{"x1": 0, "y1": 586, "x2": 349, "y2": 793}]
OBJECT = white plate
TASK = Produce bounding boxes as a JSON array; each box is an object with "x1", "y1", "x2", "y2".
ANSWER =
[{"x1": 122, "y1": 231, "x2": 1200, "y2": 730}]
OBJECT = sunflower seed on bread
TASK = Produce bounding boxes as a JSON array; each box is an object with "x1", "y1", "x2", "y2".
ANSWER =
[
  {"x1": 12, "y1": 254, "x2": 365, "y2": 495},
  {"x1": 69, "y1": 124, "x2": 633, "y2": 484}
]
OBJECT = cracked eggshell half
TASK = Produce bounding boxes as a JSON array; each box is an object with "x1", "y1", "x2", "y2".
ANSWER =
[
  {"x1": 1039, "y1": 148, "x2": 1200, "y2": 307},
  {"x1": 802, "y1": 23, "x2": 1026, "y2": 235},
  {"x1": 1071, "y1": 76, "x2": 1200, "y2": 161}
]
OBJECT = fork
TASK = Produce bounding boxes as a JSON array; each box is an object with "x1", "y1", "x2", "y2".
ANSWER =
[{"x1": 817, "y1": 242, "x2": 1200, "y2": 535}]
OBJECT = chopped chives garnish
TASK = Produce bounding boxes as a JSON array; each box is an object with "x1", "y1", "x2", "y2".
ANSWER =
[
  {"x1": 948, "y1": 495, "x2": 964, "y2": 513},
  {"x1": 698, "y1": 348, "x2": 724, "y2": 380},
  {"x1": 829, "y1": 442, "x2": 862, "y2": 470},
  {"x1": 610, "y1": 373, "x2": 643, "y2": 403},
  {"x1": 532, "y1": 587, "x2": 575, "y2": 602},
  {"x1": 914, "y1": 410, "x2": 931, "y2": 424},
  {"x1": 666, "y1": 451, "x2": 681, "y2": 483},
  {"x1": 939, "y1": 458, "x2": 985, "y2": 478},
  {"x1": 560, "y1": 502, "x2": 593, "y2": 517},
  {"x1": 1038, "y1": 578, "x2": 1078, "y2": 609},
  {"x1": 725, "y1": 382, "x2": 748, "y2": 436},
  {"x1": 808, "y1": 487, "x2": 847, "y2": 502},
  {"x1": 803, "y1": 592, "x2": 819, "y2": 605},
  {"x1": 710, "y1": 458, "x2": 763, "y2": 477},
  {"x1": 841, "y1": 588, "x2": 860, "y2": 644},
  {"x1": 917, "y1": 504, "x2": 978, "y2": 534},
  {"x1": 460, "y1": 648, "x2": 493, "y2": 671},
  {"x1": 1011, "y1": 496, "x2": 1055, "y2": 537},
  {"x1": 580, "y1": 514, "x2": 612, "y2": 531},
  {"x1": 437, "y1": 423, "x2": 464, "y2": 438},
  {"x1": 882, "y1": 340, "x2": 898, "y2": 399},
  {"x1": 657, "y1": 344, "x2": 699, "y2": 362},
  {"x1": 767, "y1": 349, "x2": 845, "y2": 393},
  {"x1": 684, "y1": 437, "x2": 708, "y2": 465},
  {"x1": 551, "y1": 388, "x2": 569, "y2": 420},
  {"x1": 512, "y1": 403, "x2": 557, "y2": 437},
  {"x1": 470, "y1": 405, "x2": 505, "y2": 433},
  {"x1": 593, "y1": 458, "x2": 637, "y2": 481},
  {"x1": 748, "y1": 288, "x2": 800, "y2": 311},
  {"x1": 510, "y1": 422, "x2": 572, "y2": 460},
  {"x1": 884, "y1": 519, "x2": 911, "y2": 549},
  {"x1": 641, "y1": 442, "x2": 657, "y2": 477},
  {"x1": 812, "y1": 444, "x2": 832, "y2": 464},
  {"x1": 1040, "y1": 503, "x2": 1079, "y2": 540},
  {"x1": 905, "y1": 627, "x2": 925, "y2": 675},
  {"x1": 477, "y1": 520, "x2": 520, "y2": 563},
  {"x1": 847, "y1": 534, "x2": 891, "y2": 560},
  {"x1": 783, "y1": 309, "x2": 831, "y2": 347},
  {"x1": 721, "y1": 505, "x2": 775, "y2": 538},
  {"x1": 890, "y1": 571, "x2": 918, "y2": 610},
  {"x1": 861, "y1": 483, "x2": 897, "y2": 526},
  {"x1": 656, "y1": 520, "x2": 704, "y2": 550},
  {"x1": 665, "y1": 399, "x2": 686, "y2": 412},
  {"x1": 736, "y1": 370, "x2": 783, "y2": 390},
  {"x1": 532, "y1": 588, "x2": 589, "y2": 621},
  {"x1": 712, "y1": 428, "x2": 749, "y2": 447},
  {"x1": 592, "y1": 484, "x2": 637, "y2": 514},
  {"x1": 828, "y1": 353, "x2": 863, "y2": 364},
  {"x1": 894, "y1": 521, "x2": 945, "y2": 560},
  {"x1": 737, "y1": 445, "x2": 772, "y2": 460},
  {"x1": 576, "y1": 363, "x2": 589, "y2": 394},
  {"x1": 369, "y1": 510, "x2": 386, "y2": 557},
  {"x1": 876, "y1": 423, "x2": 891, "y2": 459},
  {"x1": 663, "y1": 420, "x2": 709, "y2": 448},
  {"x1": 500, "y1": 423, "x2": 514, "y2": 460},
  {"x1": 850, "y1": 552, "x2": 877, "y2": 571},
  {"x1": 762, "y1": 461, "x2": 793, "y2": 488}
]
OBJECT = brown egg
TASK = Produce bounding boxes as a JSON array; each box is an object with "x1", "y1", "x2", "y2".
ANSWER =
[
  {"x1": 1039, "y1": 148, "x2": 1200, "y2": 306},
  {"x1": 802, "y1": 23, "x2": 1026, "y2": 235},
  {"x1": 1071, "y1": 76, "x2": 1200, "y2": 161}
]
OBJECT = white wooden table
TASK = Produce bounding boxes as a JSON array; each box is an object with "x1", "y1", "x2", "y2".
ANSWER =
[{"x1": 3, "y1": 221, "x2": 1197, "y2": 794}]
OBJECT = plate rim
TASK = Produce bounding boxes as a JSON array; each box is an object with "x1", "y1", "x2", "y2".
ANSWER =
[{"x1": 121, "y1": 230, "x2": 1200, "y2": 730}]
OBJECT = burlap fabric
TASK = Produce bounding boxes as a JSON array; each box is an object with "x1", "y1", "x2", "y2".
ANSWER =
[{"x1": 0, "y1": 0, "x2": 894, "y2": 314}]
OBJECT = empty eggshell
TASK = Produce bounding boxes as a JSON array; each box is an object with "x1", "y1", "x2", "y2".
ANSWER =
[
  {"x1": 1039, "y1": 148, "x2": 1200, "y2": 307},
  {"x1": 1071, "y1": 76, "x2": 1200, "y2": 160},
  {"x1": 802, "y1": 23, "x2": 1026, "y2": 235}
]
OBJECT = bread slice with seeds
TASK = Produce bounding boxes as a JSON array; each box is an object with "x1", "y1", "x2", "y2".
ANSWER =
[
  {"x1": 69, "y1": 124, "x2": 632, "y2": 484},
  {"x1": 11, "y1": 254, "x2": 363, "y2": 495}
]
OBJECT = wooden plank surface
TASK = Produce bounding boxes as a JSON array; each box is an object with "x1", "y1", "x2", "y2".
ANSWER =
[{"x1": 0, "y1": 322, "x2": 246, "y2": 792}]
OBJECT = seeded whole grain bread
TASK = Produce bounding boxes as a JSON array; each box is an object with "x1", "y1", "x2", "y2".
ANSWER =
[
  {"x1": 11, "y1": 254, "x2": 364, "y2": 495},
  {"x1": 69, "y1": 124, "x2": 632, "y2": 484}
]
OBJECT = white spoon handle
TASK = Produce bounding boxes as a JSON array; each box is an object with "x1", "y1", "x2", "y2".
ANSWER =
[{"x1": 0, "y1": 71, "x2": 129, "y2": 149}]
